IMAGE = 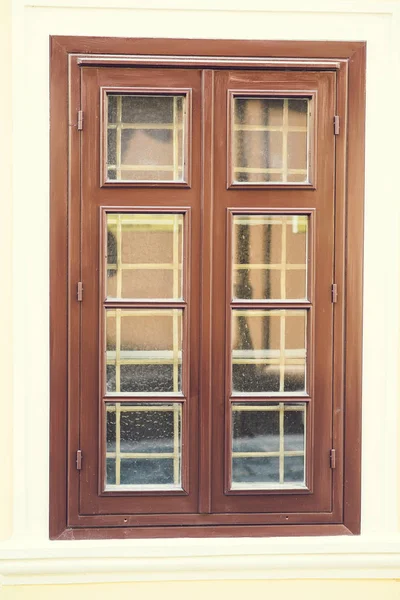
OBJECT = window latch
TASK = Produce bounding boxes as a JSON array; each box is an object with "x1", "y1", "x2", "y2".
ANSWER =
[
  {"x1": 331, "y1": 283, "x2": 338, "y2": 303},
  {"x1": 77, "y1": 110, "x2": 83, "y2": 131},
  {"x1": 77, "y1": 281, "x2": 83, "y2": 302},
  {"x1": 76, "y1": 450, "x2": 83, "y2": 470},
  {"x1": 334, "y1": 115, "x2": 340, "y2": 135}
]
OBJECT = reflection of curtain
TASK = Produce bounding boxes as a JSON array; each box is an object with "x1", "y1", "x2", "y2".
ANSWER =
[
  {"x1": 233, "y1": 223, "x2": 255, "y2": 409},
  {"x1": 236, "y1": 98, "x2": 272, "y2": 183},
  {"x1": 236, "y1": 222, "x2": 253, "y2": 349},
  {"x1": 236, "y1": 99, "x2": 247, "y2": 182},
  {"x1": 263, "y1": 223, "x2": 272, "y2": 349},
  {"x1": 107, "y1": 230, "x2": 117, "y2": 278}
]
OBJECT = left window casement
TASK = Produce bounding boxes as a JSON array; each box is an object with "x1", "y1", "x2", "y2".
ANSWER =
[{"x1": 76, "y1": 68, "x2": 202, "y2": 518}]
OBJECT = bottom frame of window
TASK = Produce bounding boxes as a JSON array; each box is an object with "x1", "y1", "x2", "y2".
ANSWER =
[
  {"x1": 53, "y1": 523, "x2": 355, "y2": 540},
  {"x1": 56, "y1": 505, "x2": 356, "y2": 539}
]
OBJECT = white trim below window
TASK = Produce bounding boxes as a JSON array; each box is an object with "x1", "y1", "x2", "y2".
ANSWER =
[{"x1": 2, "y1": 537, "x2": 400, "y2": 584}]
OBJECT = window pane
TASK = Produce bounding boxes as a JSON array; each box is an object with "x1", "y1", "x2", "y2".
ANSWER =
[
  {"x1": 107, "y1": 213, "x2": 183, "y2": 300},
  {"x1": 106, "y1": 309, "x2": 183, "y2": 394},
  {"x1": 233, "y1": 97, "x2": 309, "y2": 184},
  {"x1": 106, "y1": 94, "x2": 185, "y2": 182},
  {"x1": 232, "y1": 309, "x2": 307, "y2": 394},
  {"x1": 232, "y1": 215, "x2": 308, "y2": 300},
  {"x1": 231, "y1": 402, "x2": 306, "y2": 489},
  {"x1": 106, "y1": 402, "x2": 182, "y2": 490}
]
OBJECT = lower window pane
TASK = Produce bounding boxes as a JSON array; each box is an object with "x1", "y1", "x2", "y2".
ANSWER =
[
  {"x1": 105, "y1": 402, "x2": 182, "y2": 490},
  {"x1": 106, "y1": 364, "x2": 182, "y2": 394},
  {"x1": 120, "y1": 458, "x2": 175, "y2": 486},
  {"x1": 231, "y1": 402, "x2": 306, "y2": 489}
]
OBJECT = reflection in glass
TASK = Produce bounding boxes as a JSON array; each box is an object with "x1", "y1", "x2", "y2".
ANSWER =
[
  {"x1": 106, "y1": 402, "x2": 182, "y2": 489},
  {"x1": 106, "y1": 95, "x2": 185, "y2": 181},
  {"x1": 232, "y1": 215, "x2": 308, "y2": 300},
  {"x1": 232, "y1": 309, "x2": 306, "y2": 394},
  {"x1": 106, "y1": 309, "x2": 183, "y2": 394},
  {"x1": 231, "y1": 402, "x2": 305, "y2": 488},
  {"x1": 233, "y1": 97, "x2": 309, "y2": 184},
  {"x1": 107, "y1": 213, "x2": 184, "y2": 300}
]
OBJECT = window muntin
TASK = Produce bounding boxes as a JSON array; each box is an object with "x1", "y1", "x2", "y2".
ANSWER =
[
  {"x1": 106, "y1": 93, "x2": 187, "y2": 183},
  {"x1": 102, "y1": 210, "x2": 188, "y2": 493},
  {"x1": 229, "y1": 211, "x2": 310, "y2": 490},
  {"x1": 231, "y1": 96, "x2": 311, "y2": 186}
]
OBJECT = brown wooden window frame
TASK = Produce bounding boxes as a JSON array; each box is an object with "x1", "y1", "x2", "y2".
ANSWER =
[{"x1": 50, "y1": 36, "x2": 365, "y2": 540}]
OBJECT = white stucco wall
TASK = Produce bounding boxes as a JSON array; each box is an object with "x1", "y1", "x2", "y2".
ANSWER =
[{"x1": 1, "y1": 0, "x2": 400, "y2": 590}]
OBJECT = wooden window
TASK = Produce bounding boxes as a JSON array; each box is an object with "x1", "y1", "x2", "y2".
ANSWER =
[{"x1": 50, "y1": 37, "x2": 365, "y2": 539}]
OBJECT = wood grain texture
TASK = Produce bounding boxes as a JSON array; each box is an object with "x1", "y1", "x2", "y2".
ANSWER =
[{"x1": 50, "y1": 37, "x2": 365, "y2": 539}]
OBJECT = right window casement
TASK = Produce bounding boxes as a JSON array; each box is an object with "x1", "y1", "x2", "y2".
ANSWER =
[{"x1": 54, "y1": 43, "x2": 364, "y2": 539}]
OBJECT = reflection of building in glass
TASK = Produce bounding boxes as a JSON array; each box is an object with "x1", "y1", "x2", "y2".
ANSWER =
[
  {"x1": 107, "y1": 95, "x2": 185, "y2": 181},
  {"x1": 106, "y1": 214, "x2": 183, "y2": 394},
  {"x1": 232, "y1": 403, "x2": 306, "y2": 488},
  {"x1": 232, "y1": 216, "x2": 308, "y2": 394},
  {"x1": 105, "y1": 403, "x2": 182, "y2": 490},
  {"x1": 233, "y1": 97, "x2": 309, "y2": 183}
]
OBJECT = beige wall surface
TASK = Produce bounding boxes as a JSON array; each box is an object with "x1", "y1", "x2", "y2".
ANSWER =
[
  {"x1": 1, "y1": 580, "x2": 400, "y2": 600},
  {"x1": 2, "y1": 0, "x2": 400, "y2": 591},
  {"x1": 0, "y1": 0, "x2": 13, "y2": 543}
]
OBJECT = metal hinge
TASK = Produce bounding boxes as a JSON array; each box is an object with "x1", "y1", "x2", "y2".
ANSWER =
[
  {"x1": 77, "y1": 281, "x2": 83, "y2": 302},
  {"x1": 331, "y1": 283, "x2": 338, "y2": 303},
  {"x1": 77, "y1": 110, "x2": 83, "y2": 131},
  {"x1": 334, "y1": 115, "x2": 340, "y2": 135},
  {"x1": 76, "y1": 450, "x2": 83, "y2": 470},
  {"x1": 330, "y1": 449, "x2": 336, "y2": 469}
]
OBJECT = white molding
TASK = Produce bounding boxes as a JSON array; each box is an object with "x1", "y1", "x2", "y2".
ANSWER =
[
  {"x1": 2, "y1": 538, "x2": 400, "y2": 584},
  {"x1": 1, "y1": 549, "x2": 400, "y2": 584},
  {"x1": 22, "y1": 0, "x2": 398, "y2": 14}
]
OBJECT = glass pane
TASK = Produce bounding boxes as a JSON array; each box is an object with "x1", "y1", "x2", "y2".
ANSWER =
[
  {"x1": 106, "y1": 402, "x2": 182, "y2": 489},
  {"x1": 231, "y1": 402, "x2": 306, "y2": 489},
  {"x1": 107, "y1": 213, "x2": 184, "y2": 300},
  {"x1": 232, "y1": 309, "x2": 307, "y2": 394},
  {"x1": 106, "y1": 94, "x2": 185, "y2": 182},
  {"x1": 106, "y1": 309, "x2": 183, "y2": 394},
  {"x1": 232, "y1": 215, "x2": 308, "y2": 300},
  {"x1": 233, "y1": 97, "x2": 309, "y2": 184}
]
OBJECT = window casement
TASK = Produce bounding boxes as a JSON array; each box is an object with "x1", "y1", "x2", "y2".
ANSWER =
[{"x1": 50, "y1": 37, "x2": 365, "y2": 539}]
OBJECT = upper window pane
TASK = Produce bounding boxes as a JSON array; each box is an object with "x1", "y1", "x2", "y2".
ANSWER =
[
  {"x1": 232, "y1": 97, "x2": 309, "y2": 184},
  {"x1": 107, "y1": 213, "x2": 184, "y2": 300},
  {"x1": 106, "y1": 94, "x2": 186, "y2": 182}
]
